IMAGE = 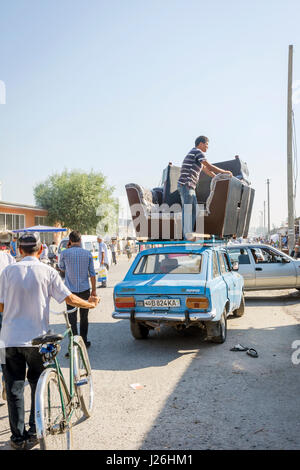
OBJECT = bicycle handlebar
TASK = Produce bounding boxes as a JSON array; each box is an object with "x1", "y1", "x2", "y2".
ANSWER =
[{"x1": 50, "y1": 307, "x2": 77, "y2": 315}]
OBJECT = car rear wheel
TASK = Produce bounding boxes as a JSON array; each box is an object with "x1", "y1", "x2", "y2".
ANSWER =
[
  {"x1": 206, "y1": 311, "x2": 227, "y2": 344},
  {"x1": 130, "y1": 320, "x2": 150, "y2": 340},
  {"x1": 233, "y1": 293, "x2": 245, "y2": 317}
]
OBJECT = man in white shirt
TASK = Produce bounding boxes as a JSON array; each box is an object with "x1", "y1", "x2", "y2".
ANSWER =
[
  {"x1": 0, "y1": 251, "x2": 16, "y2": 403},
  {"x1": 0, "y1": 232, "x2": 99, "y2": 450}
]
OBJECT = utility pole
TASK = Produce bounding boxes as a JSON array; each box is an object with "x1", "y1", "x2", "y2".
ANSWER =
[
  {"x1": 263, "y1": 200, "x2": 266, "y2": 237},
  {"x1": 287, "y1": 44, "x2": 295, "y2": 254},
  {"x1": 267, "y1": 179, "x2": 270, "y2": 239}
]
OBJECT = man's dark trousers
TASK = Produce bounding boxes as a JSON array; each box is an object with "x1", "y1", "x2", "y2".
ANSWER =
[
  {"x1": 2, "y1": 347, "x2": 44, "y2": 443},
  {"x1": 67, "y1": 289, "x2": 90, "y2": 344}
]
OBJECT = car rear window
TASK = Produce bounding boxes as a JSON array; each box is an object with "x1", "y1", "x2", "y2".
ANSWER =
[{"x1": 134, "y1": 253, "x2": 202, "y2": 275}]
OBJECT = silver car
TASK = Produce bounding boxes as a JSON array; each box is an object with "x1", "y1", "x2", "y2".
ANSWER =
[{"x1": 226, "y1": 244, "x2": 300, "y2": 291}]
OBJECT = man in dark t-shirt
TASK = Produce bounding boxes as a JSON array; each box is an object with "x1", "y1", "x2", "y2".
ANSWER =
[{"x1": 178, "y1": 135, "x2": 232, "y2": 239}]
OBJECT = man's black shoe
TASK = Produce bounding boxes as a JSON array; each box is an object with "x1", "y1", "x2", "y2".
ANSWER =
[
  {"x1": 10, "y1": 439, "x2": 27, "y2": 450},
  {"x1": 65, "y1": 352, "x2": 70, "y2": 358},
  {"x1": 26, "y1": 434, "x2": 39, "y2": 449},
  {"x1": 85, "y1": 341, "x2": 91, "y2": 349}
]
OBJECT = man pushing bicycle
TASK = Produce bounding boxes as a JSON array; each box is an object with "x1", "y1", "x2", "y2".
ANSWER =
[{"x1": 0, "y1": 233, "x2": 99, "y2": 450}]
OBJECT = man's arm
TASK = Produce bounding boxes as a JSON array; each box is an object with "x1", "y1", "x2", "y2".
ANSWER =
[
  {"x1": 202, "y1": 160, "x2": 232, "y2": 176},
  {"x1": 99, "y1": 245, "x2": 105, "y2": 265},
  {"x1": 88, "y1": 253, "x2": 97, "y2": 296},
  {"x1": 0, "y1": 303, "x2": 3, "y2": 313},
  {"x1": 202, "y1": 165, "x2": 217, "y2": 178},
  {"x1": 90, "y1": 276, "x2": 96, "y2": 296},
  {"x1": 65, "y1": 293, "x2": 99, "y2": 309}
]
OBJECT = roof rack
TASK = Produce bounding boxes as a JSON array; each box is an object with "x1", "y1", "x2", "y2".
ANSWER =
[{"x1": 137, "y1": 237, "x2": 226, "y2": 247}]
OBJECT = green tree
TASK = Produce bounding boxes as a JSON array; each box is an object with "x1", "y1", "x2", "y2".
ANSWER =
[{"x1": 34, "y1": 170, "x2": 118, "y2": 234}]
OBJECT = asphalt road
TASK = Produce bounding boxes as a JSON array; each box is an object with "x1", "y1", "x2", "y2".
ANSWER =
[{"x1": 0, "y1": 255, "x2": 300, "y2": 450}]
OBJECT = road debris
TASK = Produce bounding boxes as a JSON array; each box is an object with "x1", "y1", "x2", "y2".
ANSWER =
[{"x1": 130, "y1": 383, "x2": 144, "y2": 390}]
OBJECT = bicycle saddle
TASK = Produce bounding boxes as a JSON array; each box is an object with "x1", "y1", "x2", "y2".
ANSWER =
[{"x1": 32, "y1": 329, "x2": 64, "y2": 346}]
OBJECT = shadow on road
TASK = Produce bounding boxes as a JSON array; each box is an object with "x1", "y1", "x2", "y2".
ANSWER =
[
  {"x1": 137, "y1": 321, "x2": 300, "y2": 450},
  {"x1": 245, "y1": 290, "x2": 300, "y2": 307}
]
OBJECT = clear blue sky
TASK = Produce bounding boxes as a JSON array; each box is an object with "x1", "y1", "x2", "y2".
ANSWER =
[{"x1": 1, "y1": 0, "x2": 300, "y2": 230}]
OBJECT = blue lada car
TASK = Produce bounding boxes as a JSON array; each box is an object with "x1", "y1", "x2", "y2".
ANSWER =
[{"x1": 112, "y1": 242, "x2": 244, "y2": 343}]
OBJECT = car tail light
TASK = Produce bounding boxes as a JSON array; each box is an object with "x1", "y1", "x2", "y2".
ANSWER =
[
  {"x1": 115, "y1": 296, "x2": 136, "y2": 309},
  {"x1": 186, "y1": 297, "x2": 209, "y2": 309}
]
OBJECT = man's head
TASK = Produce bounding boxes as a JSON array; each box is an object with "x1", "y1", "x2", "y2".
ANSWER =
[
  {"x1": 195, "y1": 135, "x2": 209, "y2": 153},
  {"x1": 69, "y1": 231, "x2": 81, "y2": 245},
  {"x1": 97, "y1": 236, "x2": 102, "y2": 243},
  {"x1": 18, "y1": 233, "x2": 42, "y2": 257}
]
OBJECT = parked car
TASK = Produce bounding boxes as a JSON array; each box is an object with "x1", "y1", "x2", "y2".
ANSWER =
[
  {"x1": 112, "y1": 243, "x2": 244, "y2": 343},
  {"x1": 57, "y1": 235, "x2": 112, "y2": 273},
  {"x1": 226, "y1": 244, "x2": 300, "y2": 291}
]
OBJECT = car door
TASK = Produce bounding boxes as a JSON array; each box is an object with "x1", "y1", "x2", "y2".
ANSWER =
[
  {"x1": 251, "y1": 246, "x2": 297, "y2": 289},
  {"x1": 224, "y1": 251, "x2": 241, "y2": 309},
  {"x1": 227, "y1": 247, "x2": 256, "y2": 288},
  {"x1": 209, "y1": 251, "x2": 227, "y2": 317},
  {"x1": 218, "y1": 251, "x2": 236, "y2": 311}
]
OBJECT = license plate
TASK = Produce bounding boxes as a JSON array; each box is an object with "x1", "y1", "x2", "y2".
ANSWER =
[{"x1": 144, "y1": 298, "x2": 180, "y2": 308}]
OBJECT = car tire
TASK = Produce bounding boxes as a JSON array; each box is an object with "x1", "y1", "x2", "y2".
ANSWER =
[
  {"x1": 130, "y1": 320, "x2": 149, "y2": 340},
  {"x1": 233, "y1": 293, "x2": 245, "y2": 317},
  {"x1": 206, "y1": 311, "x2": 227, "y2": 344}
]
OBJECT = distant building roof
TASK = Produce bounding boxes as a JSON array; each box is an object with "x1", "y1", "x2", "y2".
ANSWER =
[{"x1": 0, "y1": 200, "x2": 46, "y2": 212}]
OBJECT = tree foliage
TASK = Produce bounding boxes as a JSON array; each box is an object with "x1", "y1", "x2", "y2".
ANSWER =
[{"x1": 34, "y1": 170, "x2": 118, "y2": 234}]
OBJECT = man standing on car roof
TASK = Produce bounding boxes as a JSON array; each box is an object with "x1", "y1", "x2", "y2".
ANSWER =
[
  {"x1": 0, "y1": 232, "x2": 99, "y2": 450},
  {"x1": 59, "y1": 231, "x2": 97, "y2": 350},
  {"x1": 177, "y1": 136, "x2": 232, "y2": 240}
]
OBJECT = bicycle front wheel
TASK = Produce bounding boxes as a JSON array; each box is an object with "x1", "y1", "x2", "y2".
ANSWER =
[
  {"x1": 35, "y1": 368, "x2": 73, "y2": 450},
  {"x1": 73, "y1": 336, "x2": 94, "y2": 418}
]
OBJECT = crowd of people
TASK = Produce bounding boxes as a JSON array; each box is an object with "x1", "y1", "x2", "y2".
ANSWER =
[{"x1": 0, "y1": 229, "x2": 140, "y2": 449}]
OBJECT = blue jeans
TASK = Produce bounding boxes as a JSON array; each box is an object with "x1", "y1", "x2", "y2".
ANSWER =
[{"x1": 177, "y1": 184, "x2": 197, "y2": 239}]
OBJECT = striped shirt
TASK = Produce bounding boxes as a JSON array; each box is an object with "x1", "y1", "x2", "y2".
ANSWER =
[
  {"x1": 177, "y1": 147, "x2": 206, "y2": 189},
  {"x1": 59, "y1": 246, "x2": 96, "y2": 293}
]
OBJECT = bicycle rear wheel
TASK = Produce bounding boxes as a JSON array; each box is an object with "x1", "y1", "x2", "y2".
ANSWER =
[
  {"x1": 35, "y1": 368, "x2": 73, "y2": 450},
  {"x1": 73, "y1": 336, "x2": 94, "y2": 418}
]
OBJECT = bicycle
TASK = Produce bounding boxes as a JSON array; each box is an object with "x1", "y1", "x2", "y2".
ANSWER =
[{"x1": 33, "y1": 307, "x2": 94, "y2": 450}]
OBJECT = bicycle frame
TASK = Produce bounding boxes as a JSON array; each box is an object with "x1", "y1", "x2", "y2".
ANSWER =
[{"x1": 43, "y1": 310, "x2": 89, "y2": 426}]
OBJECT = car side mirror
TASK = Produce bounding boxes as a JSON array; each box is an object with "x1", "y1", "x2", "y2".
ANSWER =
[{"x1": 232, "y1": 262, "x2": 239, "y2": 271}]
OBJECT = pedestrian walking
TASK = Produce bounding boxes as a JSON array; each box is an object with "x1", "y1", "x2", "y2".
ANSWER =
[
  {"x1": 59, "y1": 231, "x2": 97, "y2": 350},
  {"x1": 0, "y1": 232, "x2": 99, "y2": 450},
  {"x1": 111, "y1": 240, "x2": 117, "y2": 265},
  {"x1": 125, "y1": 241, "x2": 132, "y2": 260},
  {"x1": 97, "y1": 237, "x2": 109, "y2": 287},
  {"x1": 40, "y1": 243, "x2": 49, "y2": 264},
  {"x1": 9, "y1": 236, "x2": 18, "y2": 258}
]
